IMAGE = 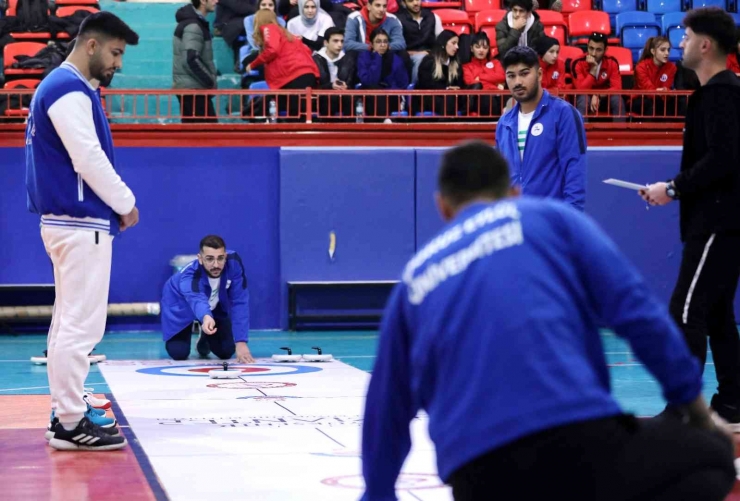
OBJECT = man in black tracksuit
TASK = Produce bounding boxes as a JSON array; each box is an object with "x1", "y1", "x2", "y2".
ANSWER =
[{"x1": 641, "y1": 7, "x2": 740, "y2": 429}]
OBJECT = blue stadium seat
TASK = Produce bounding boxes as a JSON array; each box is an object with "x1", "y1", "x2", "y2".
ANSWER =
[
  {"x1": 616, "y1": 11, "x2": 661, "y2": 49},
  {"x1": 662, "y1": 11, "x2": 686, "y2": 48},
  {"x1": 730, "y1": 12, "x2": 740, "y2": 26},
  {"x1": 669, "y1": 48, "x2": 683, "y2": 62},
  {"x1": 690, "y1": 0, "x2": 725, "y2": 7},
  {"x1": 602, "y1": 0, "x2": 639, "y2": 31},
  {"x1": 646, "y1": 0, "x2": 684, "y2": 16}
]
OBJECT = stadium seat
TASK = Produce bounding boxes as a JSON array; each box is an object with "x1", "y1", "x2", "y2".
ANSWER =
[
  {"x1": 662, "y1": 11, "x2": 685, "y2": 48},
  {"x1": 464, "y1": 0, "x2": 501, "y2": 23},
  {"x1": 55, "y1": 5, "x2": 99, "y2": 16},
  {"x1": 436, "y1": 8, "x2": 473, "y2": 34},
  {"x1": 601, "y1": 0, "x2": 638, "y2": 31},
  {"x1": 559, "y1": 0, "x2": 593, "y2": 13},
  {"x1": 568, "y1": 11, "x2": 619, "y2": 45},
  {"x1": 5, "y1": 0, "x2": 17, "y2": 15},
  {"x1": 421, "y1": 0, "x2": 463, "y2": 9},
  {"x1": 559, "y1": 45, "x2": 584, "y2": 62},
  {"x1": 54, "y1": 0, "x2": 100, "y2": 5},
  {"x1": 645, "y1": 0, "x2": 685, "y2": 17},
  {"x1": 728, "y1": 12, "x2": 739, "y2": 26},
  {"x1": 538, "y1": 10, "x2": 568, "y2": 46},
  {"x1": 3, "y1": 42, "x2": 47, "y2": 76},
  {"x1": 474, "y1": 9, "x2": 506, "y2": 31},
  {"x1": 609, "y1": 45, "x2": 635, "y2": 75},
  {"x1": 479, "y1": 26, "x2": 499, "y2": 57},
  {"x1": 616, "y1": 11, "x2": 660, "y2": 56},
  {"x1": 689, "y1": 0, "x2": 725, "y2": 8},
  {"x1": 3, "y1": 79, "x2": 40, "y2": 118}
]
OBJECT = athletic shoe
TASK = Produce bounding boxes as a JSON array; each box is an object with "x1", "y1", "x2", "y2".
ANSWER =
[
  {"x1": 49, "y1": 417, "x2": 127, "y2": 451},
  {"x1": 196, "y1": 334, "x2": 210, "y2": 357},
  {"x1": 86, "y1": 403, "x2": 106, "y2": 417},
  {"x1": 46, "y1": 414, "x2": 119, "y2": 441},
  {"x1": 83, "y1": 389, "x2": 111, "y2": 410}
]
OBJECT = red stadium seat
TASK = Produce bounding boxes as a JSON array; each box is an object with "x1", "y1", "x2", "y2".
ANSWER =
[
  {"x1": 464, "y1": 0, "x2": 501, "y2": 23},
  {"x1": 3, "y1": 42, "x2": 47, "y2": 76},
  {"x1": 436, "y1": 8, "x2": 473, "y2": 35},
  {"x1": 474, "y1": 8, "x2": 506, "y2": 31},
  {"x1": 568, "y1": 11, "x2": 620, "y2": 45},
  {"x1": 538, "y1": 10, "x2": 568, "y2": 46}
]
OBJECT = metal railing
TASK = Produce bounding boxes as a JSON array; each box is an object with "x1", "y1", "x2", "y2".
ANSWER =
[{"x1": 0, "y1": 88, "x2": 693, "y2": 125}]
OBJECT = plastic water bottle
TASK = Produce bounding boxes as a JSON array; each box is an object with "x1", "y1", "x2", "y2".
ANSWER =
[
  {"x1": 268, "y1": 100, "x2": 277, "y2": 123},
  {"x1": 355, "y1": 100, "x2": 364, "y2": 124}
]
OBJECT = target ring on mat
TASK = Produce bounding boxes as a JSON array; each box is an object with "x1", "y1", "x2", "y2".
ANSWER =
[{"x1": 207, "y1": 381, "x2": 298, "y2": 389}]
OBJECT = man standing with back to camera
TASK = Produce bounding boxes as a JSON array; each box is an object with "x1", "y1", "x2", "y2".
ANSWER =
[{"x1": 640, "y1": 7, "x2": 740, "y2": 430}]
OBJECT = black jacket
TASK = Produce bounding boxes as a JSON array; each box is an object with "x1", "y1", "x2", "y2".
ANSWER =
[
  {"x1": 313, "y1": 51, "x2": 356, "y2": 88},
  {"x1": 395, "y1": 8, "x2": 436, "y2": 52},
  {"x1": 673, "y1": 70, "x2": 740, "y2": 241}
]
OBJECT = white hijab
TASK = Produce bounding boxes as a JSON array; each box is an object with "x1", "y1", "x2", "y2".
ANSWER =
[{"x1": 288, "y1": 0, "x2": 334, "y2": 41}]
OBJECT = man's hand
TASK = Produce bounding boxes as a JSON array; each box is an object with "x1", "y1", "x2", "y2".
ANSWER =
[
  {"x1": 236, "y1": 342, "x2": 255, "y2": 363},
  {"x1": 201, "y1": 315, "x2": 217, "y2": 335},
  {"x1": 589, "y1": 94, "x2": 600, "y2": 113},
  {"x1": 639, "y1": 182, "x2": 672, "y2": 206},
  {"x1": 447, "y1": 86, "x2": 461, "y2": 90},
  {"x1": 244, "y1": 64, "x2": 251, "y2": 73},
  {"x1": 332, "y1": 80, "x2": 348, "y2": 91},
  {"x1": 119, "y1": 206, "x2": 139, "y2": 231},
  {"x1": 512, "y1": 16, "x2": 527, "y2": 31}
]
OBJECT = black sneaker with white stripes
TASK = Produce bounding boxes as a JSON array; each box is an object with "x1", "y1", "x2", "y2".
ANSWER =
[
  {"x1": 45, "y1": 416, "x2": 120, "y2": 441},
  {"x1": 49, "y1": 416, "x2": 127, "y2": 451}
]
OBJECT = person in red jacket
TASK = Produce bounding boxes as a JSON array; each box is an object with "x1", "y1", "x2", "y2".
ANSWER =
[
  {"x1": 727, "y1": 27, "x2": 740, "y2": 76},
  {"x1": 573, "y1": 32, "x2": 625, "y2": 121},
  {"x1": 632, "y1": 36, "x2": 685, "y2": 117},
  {"x1": 463, "y1": 31, "x2": 505, "y2": 116},
  {"x1": 246, "y1": 9, "x2": 319, "y2": 118},
  {"x1": 535, "y1": 35, "x2": 566, "y2": 91}
]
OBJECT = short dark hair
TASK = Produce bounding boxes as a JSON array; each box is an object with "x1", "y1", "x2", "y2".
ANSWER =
[
  {"x1": 368, "y1": 0, "x2": 387, "y2": 6},
  {"x1": 588, "y1": 32, "x2": 607, "y2": 47},
  {"x1": 77, "y1": 11, "x2": 139, "y2": 45},
  {"x1": 370, "y1": 27, "x2": 389, "y2": 43},
  {"x1": 509, "y1": 0, "x2": 533, "y2": 12},
  {"x1": 438, "y1": 141, "x2": 511, "y2": 207},
  {"x1": 200, "y1": 235, "x2": 226, "y2": 252},
  {"x1": 470, "y1": 31, "x2": 490, "y2": 47},
  {"x1": 324, "y1": 26, "x2": 344, "y2": 41},
  {"x1": 683, "y1": 7, "x2": 737, "y2": 55},
  {"x1": 502, "y1": 45, "x2": 539, "y2": 70}
]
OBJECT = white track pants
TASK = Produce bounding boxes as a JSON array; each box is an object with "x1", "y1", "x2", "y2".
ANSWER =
[{"x1": 42, "y1": 226, "x2": 113, "y2": 424}]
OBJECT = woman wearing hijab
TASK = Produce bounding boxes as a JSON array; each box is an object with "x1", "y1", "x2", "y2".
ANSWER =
[
  {"x1": 534, "y1": 35, "x2": 566, "y2": 91},
  {"x1": 287, "y1": 0, "x2": 335, "y2": 52},
  {"x1": 357, "y1": 28, "x2": 409, "y2": 119},
  {"x1": 416, "y1": 30, "x2": 464, "y2": 117}
]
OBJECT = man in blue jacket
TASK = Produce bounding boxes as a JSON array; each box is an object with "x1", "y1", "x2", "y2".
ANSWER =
[
  {"x1": 25, "y1": 12, "x2": 140, "y2": 452},
  {"x1": 496, "y1": 45, "x2": 586, "y2": 211},
  {"x1": 161, "y1": 235, "x2": 254, "y2": 364},
  {"x1": 361, "y1": 141, "x2": 735, "y2": 501}
]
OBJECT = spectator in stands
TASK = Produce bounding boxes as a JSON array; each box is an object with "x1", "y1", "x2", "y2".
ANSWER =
[
  {"x1": 243, "y1": 0, "x2": 286, "y2": 60},
  {"x1": 416, "y1": 30, "x2": 463, "y2": 116},
  {"x1": 161, "y1": 235, "x2": 255, "y2": 364},
  {"x1": 173, "y1": 0, "x2": 219, "y2": 123},
  {"x1": 496, "y1": 46, "x2": 586, "y2": 212},
  {"x1": 535, "y1": 35, "x2": 566, "y2": 91},
  {"x1": 462, "y1": 31, "x2": 504, "y2": 116},
  {"x1": 314, "y1": 27, "x2": 356, "y2": 115},
  {"x1": 395, "y1": 0, "x2": 442, "y2": 84},
  {"x1": 727, "y1": 27, "x2": 740, "y2": 76},
  {"x1": 287, "y1": 0, "x2": 335, "y2": 52},
  {"x1": 246, "y1": 9, "x2": 319, "y2": 115},
  {"x1": 632, "y1": 36, "x2": 684, "y2": 118},
  {"x1": 573, "y1": 32, "x2": 625, "y2": 121},
  {"x1": 344, "y1": 0, "x2": 405, "y2": 53},
  {"x1": 279, "y1": 0, "x2": 335, "y2": 23},
  {"x1": 357, "y1": 28, "x2": 409, "y2": 118},
  {"x1": 360, "y1": 139, "x2": 736, "y2": 501},
  {"x1": 214, "y1": 0, "x2": 256, "y2": 70},
  {"x1": 495, "y1": 0, "x2": 544, "y2": 61}
]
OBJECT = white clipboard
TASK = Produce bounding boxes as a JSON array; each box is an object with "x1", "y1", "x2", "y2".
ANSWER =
[{"x1": 603, "y1": 178, "x2": 647, "y2": 191}]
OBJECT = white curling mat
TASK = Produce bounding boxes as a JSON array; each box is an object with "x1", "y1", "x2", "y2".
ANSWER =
[{"x1": 99, "y1": 358, "x2": 452, "y2": 500}]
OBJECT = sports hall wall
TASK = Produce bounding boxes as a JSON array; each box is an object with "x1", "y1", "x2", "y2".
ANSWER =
[{"x1": 4, "y1": 145, "x2": 729, "y2": 330}]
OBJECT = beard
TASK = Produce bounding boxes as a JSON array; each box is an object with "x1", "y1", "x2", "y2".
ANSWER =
[
  {"x1": 513, "y1": 83, "x2": 540, "y2": 103},
  {"x1": 90, "y1": 53, "x2": 115, "y2": 87}
]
